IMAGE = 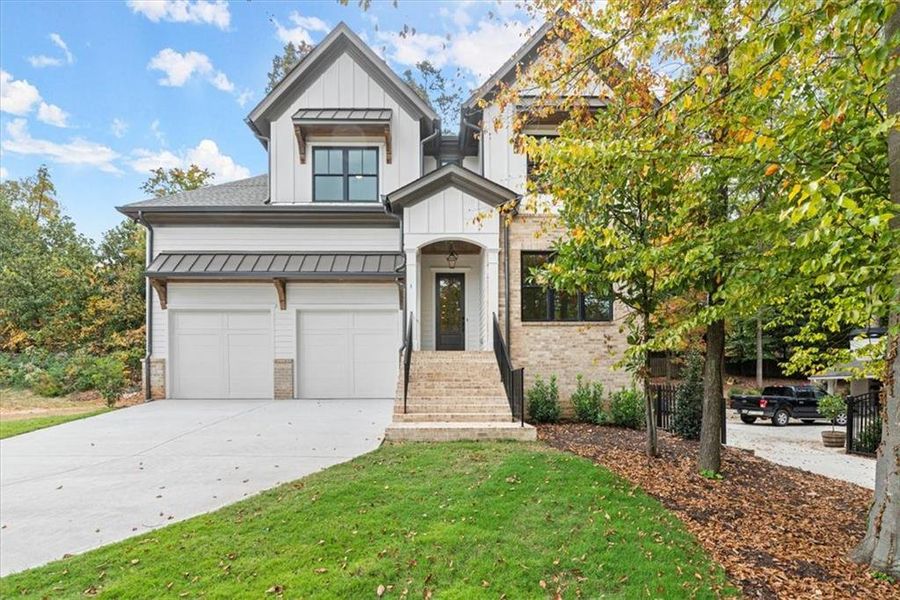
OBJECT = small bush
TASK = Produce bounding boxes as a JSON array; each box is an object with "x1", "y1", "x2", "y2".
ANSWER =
[
  {"x1": 571, "y1": 375, "x2": 604, "y2": 423},
  {"x1": 527, "y1": 375, "x2": 560, "y2": 423},
  {"x1": 609, "y1": 388, "x2": 644, "y2": 429},
  {"x1": 673, "y1": 350, "x2": 704, "y2": 440},
  {"x1": 728, "y1": 386, "x2": 760, "y2": 398},
  {"x1": 818, "y1": 394, "x2": 846, "y2": 431},
  {"x1": 856, "y1": 418, "x2": 882, "y2": 454},
  {"x1": 90, "y1": 356, "x2": 128, "y2": 407}
]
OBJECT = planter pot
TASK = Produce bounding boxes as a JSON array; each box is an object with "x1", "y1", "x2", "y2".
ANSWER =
[{"x1": 822, "y1": 430, "x2": 845, "y2": 448}]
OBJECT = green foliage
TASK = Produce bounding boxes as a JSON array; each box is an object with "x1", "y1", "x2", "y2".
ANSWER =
[
  {"x1": 401, "y1": 60, "x2": 465, "y2": 131},
  {"x1": 527, "y1": 374, "x2": 560, "y2": 423},
  {"x1": 266, "y1": 41, "x2": 313, "y2": 93},
  {"x1": 699, "y1": 469, "x2": 724, "y2": 481},
  {"x1": 818, "y1": 394, "x2": 846, "y2": 431},
  {"x1": 673, "y1": 350, "x2": 704, "y2": 440},
  {"x1": 609, "y1": 388, "x2": 645, "y2": 430},
  {"x1": 140, "y1": 165, "x2": 214, "y2": 198},
  {"x1": 571, "y1": 374, "x2": 604, "y2": 423},
  {"x1": 857, "y1": 418, "x2": 883, "y2": 454},
  {"x1": 89, "y1": 356, "x2": 128, "y2": 407},
  {"x1": 729, "y1": 387, "x2": 761, "y2": 398}
]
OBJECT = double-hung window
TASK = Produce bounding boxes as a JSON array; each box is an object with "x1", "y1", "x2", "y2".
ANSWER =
[
  {"x1": 521, "y1": 251, "x2": 613, "y2": 322},
  {"x1": 313, "y1": 147, "x2": 378, "y2": 202}
]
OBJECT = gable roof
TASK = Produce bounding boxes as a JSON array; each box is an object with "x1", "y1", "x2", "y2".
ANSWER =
[
  {"x1": 246, "y1": 22, "x2": 437, "y2": 140},
  {"x1": 386, "y1": 164, "x2": 518, "y2": 210}
]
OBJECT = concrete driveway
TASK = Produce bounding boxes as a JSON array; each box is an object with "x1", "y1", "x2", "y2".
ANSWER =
[
  {"x1": 0, "y1": 398, "x2": 392, "y2": 576},
  {"x1": 726, "y1": 419, "x2": 875, "y2": 489}
]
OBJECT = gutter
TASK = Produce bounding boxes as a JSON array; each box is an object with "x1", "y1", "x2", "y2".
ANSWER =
[{"x1": 135, "y1": 210, "x2": 154, "y2": 401}]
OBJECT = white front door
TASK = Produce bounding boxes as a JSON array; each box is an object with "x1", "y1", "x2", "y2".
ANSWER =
[
  {"x1": 297, "y1": 310, "x2": 398, "y2": 398},
  {"x1": 171, "y1": 311, "x2": 273, "y2": 399}
]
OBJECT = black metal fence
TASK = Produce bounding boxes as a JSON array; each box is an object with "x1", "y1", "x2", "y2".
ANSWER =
[
  {"x1": 846, "y1": 391, "x2": 882, "y2": 457},
  {"x1": 651, "y1": 383, "x2": 726, "y2": 444},
  {"x1": 492, "y1": 314, "x2": 524, "y2": 426}
]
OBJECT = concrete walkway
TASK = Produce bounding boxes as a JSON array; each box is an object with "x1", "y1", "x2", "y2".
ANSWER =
[
  {"x1": 726, "y1": 420, "x2": 875, "y2": 489},
  {"x1": 0, "y1": 399, "x2": 392, "y2": 575}
]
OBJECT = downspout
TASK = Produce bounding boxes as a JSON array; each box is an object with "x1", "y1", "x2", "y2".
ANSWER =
[
  {"x1": 462, "y1": 115, "x2": 483, "y2": 174},
  {"x1": 382, "y1": 196, "x2": 407, "y2": 343},
  {"x1": 420, "y1": 119, "x2": 440, "y2": 176},
  {"x1": 136, "y1": 210, "x2": 154, "y2": 401}
]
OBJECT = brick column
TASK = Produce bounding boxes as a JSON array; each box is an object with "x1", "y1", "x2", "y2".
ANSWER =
[
  {"x1": 274, "y1": 359, "x2": 294, "y2": 399},
  {"x1": 149, "y1": 358, "x2": 166, "y2": 399}
]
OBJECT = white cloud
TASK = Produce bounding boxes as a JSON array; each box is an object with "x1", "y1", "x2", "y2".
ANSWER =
[
  {"x1": 148, "y1": 48, "x2": 246, "y2": 101},
  {"x1": 0, "y1": 166, "x2": 8, "y2": 179},
  {"x1": 1, "y1": 119, "x2": 120, "y2": 173},
  {"x1": 150, "y1": 119, "x2": 166, "y2": 144},
  {"x1": 273, "y1": 11, "x2": 329, "y2": 46},
  {"x1": 130, "y1": 139, "x2": 249, "y2": 182},
  {"x1": 111, "y1": 117, "x2": 129, "y2": 138},
  {"x1": 127, "y1": 0, "x2": 230, "y2": 30},
  {"x1": 0, "y1": 70, "x2": 41, "y2": 115},
  {"x1": 378, "y1": 16, "x2": 533, "y2": 81},
  {"x1": 236, "y1": 89, "x2": 254, "y2": 108},
  {"x1": 28, "y1": 55, "x2": 63, "y2": 68},
  {"x1": 1, "y1": 70, "x2": 70, "y2": 127},
  {"x1": 27, "y1": 33, "x2": 74, "y2": 68},
  {"x1": 27, "y1": 32, "x2": 75, "y2": 68},
  {"x1": 37, "y1": 102, "x2": 68, "y2": 127},
  {"x1": 49, "y1": 33, "x2": 74, "y2": 64}
]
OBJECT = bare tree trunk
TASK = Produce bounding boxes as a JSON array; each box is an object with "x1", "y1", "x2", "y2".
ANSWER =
[
  {"x1": 756, "y1": 317, "x2": 764, "y2": 389},
  {"x1": 699, "y1": 319, "x2": 725, "y2": 472},
  {"x1": 852, "y1": 6, "x2": 900, "y2": 577},
  {"x1": 643, "y1": 312, "x2": 659, "y2": 457}
]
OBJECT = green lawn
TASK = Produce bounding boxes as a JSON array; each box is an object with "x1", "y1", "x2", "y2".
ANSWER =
[
  {"x1": 0, "y1": 442, "x2": 734, "y2": 599},
  {"x1": 0, "y1": 409, "x2": 111, "y2": 439}
]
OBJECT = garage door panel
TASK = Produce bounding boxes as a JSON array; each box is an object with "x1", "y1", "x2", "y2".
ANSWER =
[
  {"x1": 173, "y1": 333, "x2": 226, "y2": 398},
  {"x1": 171, "y1": 310, "x2": 271, "y2": 399},
  {"x1": 298, "y1": 310, "x2": 398, "y2": 399}
]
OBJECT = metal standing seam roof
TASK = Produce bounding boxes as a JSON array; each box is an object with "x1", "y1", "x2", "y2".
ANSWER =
[
  {"x1": 147, "y1": 252, "x2": 404, "y2": 278},
  {"x1": 293, "y1": 108, "x2": 392, "y2": 121}
]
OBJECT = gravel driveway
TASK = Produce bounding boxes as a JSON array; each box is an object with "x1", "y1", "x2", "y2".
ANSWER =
[
  {"x1": 726, "y1": 418, "x2": 875, "y2": 489},
  {"x1": 0, "y1": 398, "x2": 392, "y2": 575}
]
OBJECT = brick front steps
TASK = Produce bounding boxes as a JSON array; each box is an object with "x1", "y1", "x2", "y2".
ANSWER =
[{"x1": 385, "y1": 351, "x2": 536, "y2": 442}]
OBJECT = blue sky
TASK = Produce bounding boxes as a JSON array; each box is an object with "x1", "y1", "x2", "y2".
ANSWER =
[{"x1": 0, "y1": 0, "x2": 534, "y2": 240}]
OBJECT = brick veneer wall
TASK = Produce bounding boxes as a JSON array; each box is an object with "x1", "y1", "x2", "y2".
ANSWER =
[
  {"x1": 274, "y1": 359, "x2": 294, "y2": 399},
  {"x1": 500, "y1": 214, "x2": 634, "y2": 417},
  {"x1": 149, "y1": 358, "x2": 166, "y2": 400}
]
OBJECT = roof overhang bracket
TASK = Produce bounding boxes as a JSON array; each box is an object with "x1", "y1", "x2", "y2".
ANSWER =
[
  {"x1": 273, "y1": 278, "x2": 286, "y2": 310},
  {"x1": 293, "y1": 120, "x2": 393, "y2": 165},
  {"x1": 150, "y1": 278, "x2": 168, "y2": 310}
]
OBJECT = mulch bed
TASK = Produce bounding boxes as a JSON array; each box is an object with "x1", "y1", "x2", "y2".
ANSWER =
[{"x1": 539, "y1": 424, "x2": 898, "y2": 599}]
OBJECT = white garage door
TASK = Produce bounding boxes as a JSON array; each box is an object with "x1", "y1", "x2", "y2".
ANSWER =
[
  {"x1": 298, "y1": 310, "x2": 398, "y2": 398},
  {"x1": 171, "y1": 311, "x2": 273, "y2": 399}
]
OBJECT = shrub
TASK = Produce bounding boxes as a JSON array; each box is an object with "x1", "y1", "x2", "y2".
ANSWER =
[
  {"x1": 609, "y1": 388, "x2": 644, "y2": 429},
  {"x1": 571, "y1": 375, "x2": 604, "y2": 423},
  {"x1": 90, "y1": 356, "x2": 128, "y2": 407},
  {"x1": 27, "y1": 368, "x2": 66, "y2": 397},
  {"x1": 527, "y1": 375, "x2": 560, "y2": 423},
  {"x1": 728, "y1": 386, "x2": 760, "y2": 398},
  {"x1": 818, "y1": 394, "x2": 846, "y2": 432},
  {"x1": 673, "y1": 350, "x2": 704, "y2": 440},
  {"x1": 856, "y1": 418, "x2": 882, "y2": 454}
]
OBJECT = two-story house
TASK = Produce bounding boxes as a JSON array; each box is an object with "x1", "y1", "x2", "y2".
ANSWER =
[{"x1": 118, "y1": 21, "x2": 632, "y2": 441}]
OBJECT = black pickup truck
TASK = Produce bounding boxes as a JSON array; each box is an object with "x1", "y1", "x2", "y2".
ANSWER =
[{"x1": 730, "y1": 385, "x2": 847, "y2": 427}]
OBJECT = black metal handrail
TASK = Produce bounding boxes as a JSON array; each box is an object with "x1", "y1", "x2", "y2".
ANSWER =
[
  {"x1": 651, "y1": 383, "x2": 726, "y2": 444},
  {"x1": 402, "y1": 313, "x2": 413, "y2": 414},
  {"x1": 492, "y1": 313, "x2": 524, "y2": 427}
]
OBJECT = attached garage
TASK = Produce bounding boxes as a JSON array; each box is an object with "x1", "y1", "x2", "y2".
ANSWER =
[
  {"x1": 298, "y1": 310, "x2": 398, "y2": 398},
  {"x1": 170, "y1": 310, "x2": 273, "y2": 399}
]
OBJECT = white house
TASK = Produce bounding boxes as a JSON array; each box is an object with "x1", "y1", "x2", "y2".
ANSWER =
[{"x1": 119, "y1": 21, "x2": 631, "y2": 440}]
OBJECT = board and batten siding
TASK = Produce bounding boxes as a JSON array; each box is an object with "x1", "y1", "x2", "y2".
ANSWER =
[
  {"x1": 269, "y1": 52, "x2": 422, "y2": 204},
  {"x1": 154, "y1": 226, "x2": 400, "y2": 253},
  {"x1": 152, "y1": 281, "x2": 400, "y2": 364},
  {"x1": 403, "y1": 186, "x2": 500, "y2": 248}
]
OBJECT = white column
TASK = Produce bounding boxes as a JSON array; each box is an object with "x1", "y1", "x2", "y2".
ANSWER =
[
  {"x1": 405, "y1": 249, "x2": 420, "y2": 350},
  {"x1": 486, "y1": 248, "x2": 499, "y2": 349}
]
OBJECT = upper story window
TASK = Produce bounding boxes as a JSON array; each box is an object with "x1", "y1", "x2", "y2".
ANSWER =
[
  {"x1": 521, "y1": 251, "x2": 613, "y2": 322},
  {"x1": 525, "y1": 134, "x2": 558, "y2": 192},
  {"x1": 313, "y1": 147, "x2": 378, "y2": 202}
]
